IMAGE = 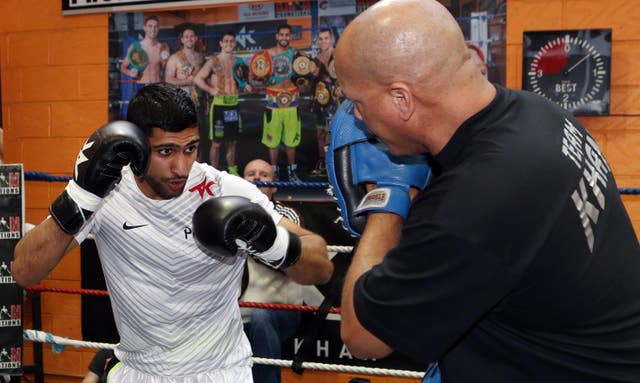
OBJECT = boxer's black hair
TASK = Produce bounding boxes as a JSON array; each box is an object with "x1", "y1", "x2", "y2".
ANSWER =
[
  {"x1": 127, "y1": 82, "x2": 198, "y2": 136},
  {"x1": 277, "y1": 23, "x2": 292, "y2": 33},
  {"x1": 220, "y1": 30, "x2": 236, "y2": 41}
]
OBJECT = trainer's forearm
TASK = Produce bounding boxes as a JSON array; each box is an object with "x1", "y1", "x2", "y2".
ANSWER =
[
  {"x1": 12, "y1": 217, "x2": 77, "y2": 287},
  {"x1": 341, "y1": 213, "x2": 400, "y2": 359}
]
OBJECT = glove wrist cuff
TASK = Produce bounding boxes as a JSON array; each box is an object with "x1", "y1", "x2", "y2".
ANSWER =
[
  {"x1": 66, "y1": 180, "x2": 103, "y2": 212},
  {"x1": 254, "y1": 226, "x2": 301, "y2": 270},
  {"x1": 49, "y1": 190, "x2": 91, "y2": 234}
]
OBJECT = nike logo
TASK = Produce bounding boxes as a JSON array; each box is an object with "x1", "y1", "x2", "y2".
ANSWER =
[{"x1": 122, "y1": 222, "x2": 148, "y2": 230}]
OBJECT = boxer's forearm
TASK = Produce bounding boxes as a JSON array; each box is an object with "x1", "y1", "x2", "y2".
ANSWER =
[
  {"x1": 12, "y1": 217, "x2": 78, "y2": 287},
  {"x1": 280, "y1": 218, "x2": 333, "y2": 285}
]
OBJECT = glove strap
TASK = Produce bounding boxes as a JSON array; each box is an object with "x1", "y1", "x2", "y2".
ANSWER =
[
  {"x1": 251, "y1": 226, "x2": 302, "y2": 270},
  {"x1": 49, "y1": 190, "x2": 91, "y2": 234}
]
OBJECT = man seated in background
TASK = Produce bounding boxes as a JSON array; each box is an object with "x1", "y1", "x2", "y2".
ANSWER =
[{"x1": 241, "y1": 158, "x2": 303, "y2": 383}]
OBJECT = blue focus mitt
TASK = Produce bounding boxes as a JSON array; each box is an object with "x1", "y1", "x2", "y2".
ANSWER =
[{"x1": 325, "y1": 100, "x2": 432, "y2": 237}]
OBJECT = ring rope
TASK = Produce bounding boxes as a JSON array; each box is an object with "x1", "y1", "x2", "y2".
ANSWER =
[
  {"x1": 24, "y1": 172, "x2": 328, "y2": 189},
  {"x1": 328, "y1": 245, "x2": 353, "y2": 253},
  {"x1": 24, "y1": 285, "x2": 342, "y2": 313},
  {"x1": 22, "y1": 329, "x2": 424, "y2": 379},
  {"x1": 22, "y1": 171, "x2": 640, "y2": 194}
]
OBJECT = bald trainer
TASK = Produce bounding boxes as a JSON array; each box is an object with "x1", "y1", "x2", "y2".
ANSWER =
[{"x1": 334, "y1": 1, "x2": 640, "y2": 382}]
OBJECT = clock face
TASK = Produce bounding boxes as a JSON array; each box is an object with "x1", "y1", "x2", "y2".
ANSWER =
[{"x1": 522, "y1": 29, "x2": 611, "y2": 116}]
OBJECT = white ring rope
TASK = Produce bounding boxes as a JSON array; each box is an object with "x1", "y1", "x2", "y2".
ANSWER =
[
  {"x1": 92, "y1": 233, "x2": 353, "y2": 253},
  {"x1": 251, "y1": 358, "x2": 424, "y2": 379},
  {"x1": 327, "y1": 245, "x2": 353, "y2": 253},
  {"x1": 23, "y1": 329, "x2": 424, "y2": 379}
]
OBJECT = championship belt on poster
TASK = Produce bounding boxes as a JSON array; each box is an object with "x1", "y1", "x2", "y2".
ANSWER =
[
  {"x1": 160, "y1": 42, "x2": 171, "y2": 61},
  {"x1": 327, "y1": 57, "x2": 337, "y2": 80},
  {"x1": 315, "y1": 82, "x2": 331, "y2": 105},
  {"x1": 276, "y1": 91, "x2": 294, "y2": 108},
  {"x1": 293, "y1": 54, "x2": 316, "y2": 77},
  {"x1": 128, "y1": 41, "x2": 148, "y2": 72},
  {"x1": 250, "y1": 50, "x2": 273, "y2": 81},
  {"x1": 233, "y1": 62, "x2": 250, "y2": 83},
  {"x1": 331, "y1": 79, "x2": 342, "y2": 100},
  {"x1": 295, "y1": 77, "x2": 310, "y2": 89}
]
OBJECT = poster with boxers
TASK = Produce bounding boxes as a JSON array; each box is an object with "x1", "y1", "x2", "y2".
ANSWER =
[
  {"x1": 106, "y1": 1, "x2": 504, "y2": 182},
  {"x1": 106, "y1": 2, "x2": 366, "y2": 181},
  {"x1": 0, "y1": 164, "x2": 24, "y2": 374}
]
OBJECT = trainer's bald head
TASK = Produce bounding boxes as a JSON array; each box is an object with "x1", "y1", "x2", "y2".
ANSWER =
[
  {"x1": 336, "y1": 0, "x2": 469, "y2": 91},
  {"x1": 334, "y1": 0, "x2": 495, "y2": 156}
]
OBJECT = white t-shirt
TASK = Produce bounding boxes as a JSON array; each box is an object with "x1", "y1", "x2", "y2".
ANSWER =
[{"x1": 76, "y1": 162, "x2": 281, "y2": 376}]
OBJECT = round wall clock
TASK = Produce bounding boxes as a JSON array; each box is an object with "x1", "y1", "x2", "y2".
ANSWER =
[{"x1": 522, "y1": 29, "x2": 612, "y2": 116}]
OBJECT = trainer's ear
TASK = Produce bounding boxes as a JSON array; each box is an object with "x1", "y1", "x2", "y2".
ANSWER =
[{"x1": 389, "y1": 82, "x2": 414, "y2": 121}]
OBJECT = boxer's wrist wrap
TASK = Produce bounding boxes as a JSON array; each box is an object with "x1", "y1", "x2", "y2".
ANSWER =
[
  {"x1": 66, "y1": 180, "x2": 103, "y2": 211},
  {"x1": 49, "y1": 190, "x2": 91, "y2": 235},
  {"x1": 248, "y1": 226, "x2": 302, "y2": 270}
]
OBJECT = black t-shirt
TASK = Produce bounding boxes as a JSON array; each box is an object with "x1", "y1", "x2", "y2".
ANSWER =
[{"x1": 354, "y1": 86, "x2": 640, "y2": 382}]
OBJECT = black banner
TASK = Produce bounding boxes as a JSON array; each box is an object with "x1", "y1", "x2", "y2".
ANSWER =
[{"x1": 0, "y1": 165, "x2": 24, "y2": 374}]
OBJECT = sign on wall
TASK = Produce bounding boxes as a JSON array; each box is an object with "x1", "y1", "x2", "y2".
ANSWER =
[{"x1": 63, "y1": 0, "x2": 254, "y2": 15}]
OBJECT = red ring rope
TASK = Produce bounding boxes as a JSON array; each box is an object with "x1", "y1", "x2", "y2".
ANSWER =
[{"x1": 25, "y1": 285, "x2": 341, "y2": 314}]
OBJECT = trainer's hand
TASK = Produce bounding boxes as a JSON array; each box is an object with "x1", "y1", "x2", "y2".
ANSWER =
[
  {"x1": 192, "y1": 196, "x2": 302, "y2": 270},
  {"x1": 50, "y1": 121, "x2": 150, "y2": 234},
  {"x1": 326, "y1": 100, "x2": 431, "y2": 237}
]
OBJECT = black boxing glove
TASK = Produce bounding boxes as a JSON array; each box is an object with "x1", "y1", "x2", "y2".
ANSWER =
[
  {"x1": 50, "y1": 121, "x2": 150, "y2": 234},
  {"x1": 192, "y1": 196, "x2": 302, "y2": 270}
]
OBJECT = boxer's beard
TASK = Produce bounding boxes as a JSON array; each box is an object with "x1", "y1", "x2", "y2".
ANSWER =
[{"x1": 145, "y1": 175, "x2": 188, "y2": 199}]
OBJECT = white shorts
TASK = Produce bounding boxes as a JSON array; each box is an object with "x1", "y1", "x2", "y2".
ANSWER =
[{"x1": 107, "y1": 362, "x2": 253, "y2": 383}]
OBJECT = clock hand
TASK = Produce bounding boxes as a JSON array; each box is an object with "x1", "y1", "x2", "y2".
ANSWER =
[{"x1": 563, "y1": 54, "x2": 590, "y2": 75}]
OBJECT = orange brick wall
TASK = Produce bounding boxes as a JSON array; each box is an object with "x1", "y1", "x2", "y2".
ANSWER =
[{"x1": 1, "y1": 0, "x2": 639, "y2": 381}]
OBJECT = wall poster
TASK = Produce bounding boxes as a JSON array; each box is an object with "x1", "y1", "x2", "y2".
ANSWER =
[{"x1": 107, "y1": 0, "x2": 505, "y2": 182}]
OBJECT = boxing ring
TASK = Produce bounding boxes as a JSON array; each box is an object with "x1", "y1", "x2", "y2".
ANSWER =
[{"x1": 15, "y1": 171, "x2": 640, "y2": 382}]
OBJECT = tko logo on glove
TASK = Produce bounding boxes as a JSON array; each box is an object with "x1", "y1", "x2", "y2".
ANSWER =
[{"x1": 75, "y1": 141, "x2": 94, "y2": 179}]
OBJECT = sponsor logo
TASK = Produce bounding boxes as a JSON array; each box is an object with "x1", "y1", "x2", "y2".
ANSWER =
[
  {"x1": 0, "y1": 347, "x2": 21, "y2": 368},
  {"x1": 0, "y1": 216, "x2": 20, "y2": 239},
  {"x1": 0, "y1": 305, "x2": 21, "y2": 327},
  {"x1": 0, "y1": 261, "x2": 14, "y2": 284},
  {"x1": 356, "y1": 188, "x2": 390, "y2": 211},
  {"x1": 0, "y1": 172, "x2": 20, "y2": 195},
  {"x1": 189, "y1": 177, "x2": 216, "y2": 198},
  {"x1": 122, "y1": 222, "x2": 148, "y2": 230}
]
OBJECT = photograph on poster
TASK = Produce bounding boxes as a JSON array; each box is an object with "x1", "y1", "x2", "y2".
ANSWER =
[{"x1": 108, "y1": 0, "x2": 505, "y2": 183}]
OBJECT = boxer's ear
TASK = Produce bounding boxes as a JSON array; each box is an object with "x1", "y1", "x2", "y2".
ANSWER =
[{"x1": 389, "y1": 82, "x2": 414, "y2": 122}]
